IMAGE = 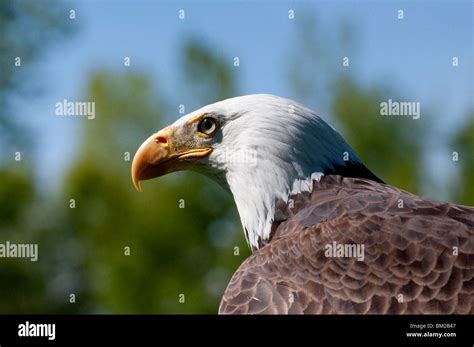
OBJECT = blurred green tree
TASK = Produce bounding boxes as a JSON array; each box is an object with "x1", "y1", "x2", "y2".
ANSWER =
[
  {"x1": 181, "y1": 37, "x2": 238, "y2": 106},
  {"x1": 450, "y1": 111, "x2": 474, "y2": 206},
  {"x1": 0, "y1": 0, "x2": 72, "y2": 313},
  {"x1": 287, "y1": 14, "x2": 423, "y2": 194},
  {"x1": 331, "y1": 77, "x2": 423, "y2": 193},
  {"x1": 0, "y1": 0, "x2": 73, "y2": 154}
]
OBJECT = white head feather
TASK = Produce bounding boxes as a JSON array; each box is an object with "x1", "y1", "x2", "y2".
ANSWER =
[{"x1": 173, "y1": 94, "x2": 364, "y2": 251}]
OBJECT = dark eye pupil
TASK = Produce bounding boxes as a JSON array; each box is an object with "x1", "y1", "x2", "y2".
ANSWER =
[
  {"x1": 199, "y1": 117, "x2": 216, "y2": 134},
  {"x1": 203, "y1": 119, "x2": 212, "y2": 130}
]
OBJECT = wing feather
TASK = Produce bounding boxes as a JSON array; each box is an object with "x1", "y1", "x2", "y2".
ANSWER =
[{"x1": 219, "y1": 176, "x2": 474, "y2": 314}]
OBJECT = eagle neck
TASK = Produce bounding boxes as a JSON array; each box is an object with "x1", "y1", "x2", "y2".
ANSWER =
[{"x1": 226, "y1": 167, "x2": 324, "y2": 252}]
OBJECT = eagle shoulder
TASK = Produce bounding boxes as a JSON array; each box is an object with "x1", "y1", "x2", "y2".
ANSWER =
[{"x1": 219, "y1": 176, "x2": 474, "y2": 314}]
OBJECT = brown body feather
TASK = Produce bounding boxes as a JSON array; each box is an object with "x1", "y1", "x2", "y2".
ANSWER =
[{"x1": 219, "y1": 176, "x2": 474, "y2": 314}]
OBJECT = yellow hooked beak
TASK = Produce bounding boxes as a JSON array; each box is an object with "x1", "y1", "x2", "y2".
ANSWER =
[{"x1": 131, "y1": 127, "x2": 213, "y2": 192}]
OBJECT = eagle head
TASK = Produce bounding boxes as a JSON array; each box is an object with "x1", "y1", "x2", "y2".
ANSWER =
[{"x1": 131, "y1": 94, "x2": 372, "y2": 251}]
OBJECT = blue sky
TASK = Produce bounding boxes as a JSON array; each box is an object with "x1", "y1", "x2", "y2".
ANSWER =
[{"x1": 12, "y1": 0, "x2": 473, "y2": 196}]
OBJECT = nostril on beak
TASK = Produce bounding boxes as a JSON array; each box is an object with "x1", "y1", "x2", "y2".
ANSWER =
[{"x1": 155, "y1": 136, "x2": 167, "y2": 144}]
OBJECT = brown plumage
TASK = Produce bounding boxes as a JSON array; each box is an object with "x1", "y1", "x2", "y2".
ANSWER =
[{"x1": 219, "y1": 175, "x2": 474, "y2": 314}]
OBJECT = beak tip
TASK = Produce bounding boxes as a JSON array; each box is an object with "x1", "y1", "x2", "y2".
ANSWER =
[
  {"x1": 131, "y1": 166, "x2": 142, "y2": 192},
  {"x1": 132, "y1": 177, "x2": 142, "y2": 192}
]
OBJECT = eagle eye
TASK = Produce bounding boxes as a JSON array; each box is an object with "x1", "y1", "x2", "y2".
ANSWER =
[{"x1": 197, "y1": 117, "x2": 218, "y2": 136}]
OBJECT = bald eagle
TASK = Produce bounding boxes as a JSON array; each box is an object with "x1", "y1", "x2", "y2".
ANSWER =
[{"x1": 131, "y1": 94, "x2": 474, "y2": 314}]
